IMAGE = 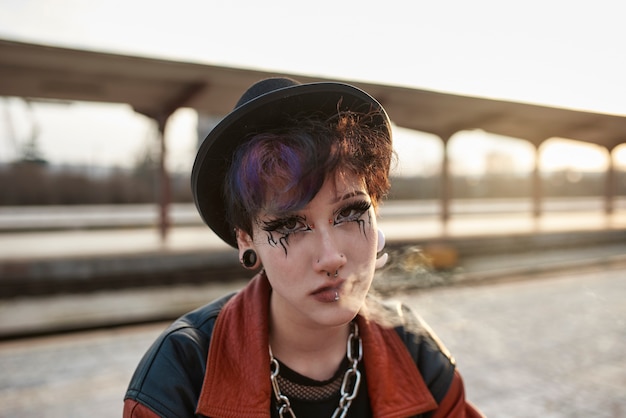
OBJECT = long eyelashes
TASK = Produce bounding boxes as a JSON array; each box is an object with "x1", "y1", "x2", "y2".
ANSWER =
[
  {"x1": 333, "y1": 200, "x2": 371, "y2": 226},
  {"x1": 261, "y1": 216, "x2": 311, "y2": 256},
  {"x1": 332, "y1": 200, "x2": 372, "y2": 237},
  {"x1": 261, "y1": 215, "x2": 313, "y2": 235},
  {"x1": 260, "y1": 199, "x2": 372, "y2": 254}
]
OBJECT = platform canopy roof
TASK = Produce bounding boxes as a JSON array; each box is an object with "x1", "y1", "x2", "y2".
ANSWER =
[{"x1": 1, "y1": 38, "x2": 625, "y2": 150}]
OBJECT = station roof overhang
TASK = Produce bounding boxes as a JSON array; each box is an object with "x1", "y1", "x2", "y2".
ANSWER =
[{"x1": 1, "y1": 38, "x2": 625, "y2": 151}]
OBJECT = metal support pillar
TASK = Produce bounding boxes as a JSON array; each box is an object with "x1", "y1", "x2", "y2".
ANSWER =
[
  {"x1": 136, "y1": 82, "x2": 205, "y2": 243},
  {"x1": 605, "y1": 149, "x2": 615, "y2": 215},
  {"x1": 532, "y1": 145, "x2": 542, "y2": 218},
  {"x1": 157, "y1": 114, "x2": 171, "y2": 242},
  {"x1": 440, "y1": 136, "x2": 451, "y2": 224}
]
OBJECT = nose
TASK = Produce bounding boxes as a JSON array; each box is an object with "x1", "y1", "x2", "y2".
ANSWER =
[{"x1": 313, "y1": 228, "x2": 346, "y2": 277}]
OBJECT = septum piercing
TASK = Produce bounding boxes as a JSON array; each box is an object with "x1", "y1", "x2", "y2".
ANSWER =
[{"x1": 326, "y1": 270, "x2": 339, "y2": 277}]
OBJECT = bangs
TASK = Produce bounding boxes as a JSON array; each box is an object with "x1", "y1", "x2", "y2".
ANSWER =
[
  {"x1": 226, "y1": 127, "x2": 336, "y2": 231},
  {"x1": 236, "y1": 132, "x2": 329, "y2": 215}
]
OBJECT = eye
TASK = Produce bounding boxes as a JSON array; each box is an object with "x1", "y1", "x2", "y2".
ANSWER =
[
  {"x1": 261, "y1": 216, "x2": 310, "y2": 235},
  {"x1": 280, "y1": 217, "x2": 301, "y2": 233},
  {"x1": 335, "y1": 200, "x2": 371, "y2": 224}
]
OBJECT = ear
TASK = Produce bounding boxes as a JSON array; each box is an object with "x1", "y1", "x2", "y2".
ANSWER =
[
  {"x1": 236, "y1": 229, "x2": 262, "y2": 270},
  {"x1": 236, "y1": 228, "x2": 255, "y2": 257}
]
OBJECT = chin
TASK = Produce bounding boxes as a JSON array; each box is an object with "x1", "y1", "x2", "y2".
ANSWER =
[
  {"x1": 329, "y1": 298, "x2": 366, "y2": 323},
  {"x1": 314, "y1": 309, "x2": 359, "y2": 329}
]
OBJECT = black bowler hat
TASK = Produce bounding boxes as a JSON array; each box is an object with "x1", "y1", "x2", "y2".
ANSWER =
[{"x1": 191, "y1": 77, "x2": 391, "y2": 248}]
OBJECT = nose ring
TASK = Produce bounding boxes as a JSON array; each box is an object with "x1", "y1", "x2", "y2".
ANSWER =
[{"x1": 327, "y1": 270, "x2": 339, "y2": 277}]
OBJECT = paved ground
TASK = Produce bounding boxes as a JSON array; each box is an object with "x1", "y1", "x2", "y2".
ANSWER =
[
  {"x1": 397, "y1": 265, "x2": 626, "y2": 417},
  {"x1": 1, "y1": 262, "x2": 624, "y2": 417}
]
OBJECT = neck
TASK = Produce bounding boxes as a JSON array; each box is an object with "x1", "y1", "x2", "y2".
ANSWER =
[{"x1": 269, "y1": 302, "x2": 351, "y2": 381}]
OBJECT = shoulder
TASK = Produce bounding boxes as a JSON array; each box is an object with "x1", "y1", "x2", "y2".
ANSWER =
[
  {"x1": 377, "y1": 299, "x2": 457, "y2": 404},
  {"x1": 124, "y1": 292, "x2": 236, "y2": 417}
]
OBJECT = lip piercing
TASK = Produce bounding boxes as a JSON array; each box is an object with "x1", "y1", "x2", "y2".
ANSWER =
[{"x1": 334, "y1": 291, "x2": 339, "y2": 301}]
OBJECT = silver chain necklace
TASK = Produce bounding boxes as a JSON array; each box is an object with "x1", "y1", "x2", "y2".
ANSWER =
[{"x1": 269, "y1": 322, "x2": 363, "y2": 418}]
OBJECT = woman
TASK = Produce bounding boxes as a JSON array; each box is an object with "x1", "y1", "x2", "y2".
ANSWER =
[{"x1": 124, "y1": 77, "x2": 483, "y2": 417}]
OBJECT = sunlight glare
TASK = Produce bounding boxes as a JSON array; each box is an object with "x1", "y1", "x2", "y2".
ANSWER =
[
  {"x1": 540, "y1": 138, "x2": 608, "y2": 172},
  {"x1": 614, "y1": 144, "x2": 626, "y2": 169},
  {"x1": 449, "y1": 130, "x2": 535, "y2": 175},
  {"x1": 391, "y1": 126, "x2": 442, "y2": 177}
]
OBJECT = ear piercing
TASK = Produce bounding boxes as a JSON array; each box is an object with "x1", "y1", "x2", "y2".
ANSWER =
[
  {"x1": 377, "y1": 229, "x2": 386, "y2": 253},
  {"x1": 375, "y1": 253, "x2": 388, "y2": 269},
  {"x1": 376, "y1": 229, "x2": 388, "y2": 269},
  {"x1": 241, "y1": 249, "x2": 259, "y2": 269}
]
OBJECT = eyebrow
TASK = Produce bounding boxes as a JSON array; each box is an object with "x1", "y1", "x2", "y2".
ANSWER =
[
  {"x1": 263, "y1": 190, "x2": 368, "y2": 219},
  {"x1": 332, "y1": 190, "x2": 367, "y2": 204}
]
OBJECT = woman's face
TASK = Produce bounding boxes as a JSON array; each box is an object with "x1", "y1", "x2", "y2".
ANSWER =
[{"x1": 239, "y1": 172, "x2": 379, "y2": 329}]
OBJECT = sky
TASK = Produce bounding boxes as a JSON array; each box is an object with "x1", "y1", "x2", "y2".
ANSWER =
[{"x1": 1, "y1": 0, "x2": 625, "y2": 175}]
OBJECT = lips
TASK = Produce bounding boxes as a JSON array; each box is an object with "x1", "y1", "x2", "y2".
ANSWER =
[{"x1": 311, "y1": 280, "x2": 344, "y2": 303}]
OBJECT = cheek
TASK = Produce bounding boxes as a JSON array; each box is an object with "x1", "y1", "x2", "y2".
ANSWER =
[
  {"x1": 338, "y1": 222, "x2": 378, "y2": 263},
  {"x1": 358, "y1": 213, "x2": 377, "y2": 248},
  {"x1": 361, "y1": 221, "x2": 380, "y2": 267},
  {"x1": 254, "y1": 237, "x2": 302, "y2": 272}
]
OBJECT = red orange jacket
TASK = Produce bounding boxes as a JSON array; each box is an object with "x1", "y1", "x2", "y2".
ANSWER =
[{"x1": 124, "y1": 273, "x2": 483, "y2": 417}]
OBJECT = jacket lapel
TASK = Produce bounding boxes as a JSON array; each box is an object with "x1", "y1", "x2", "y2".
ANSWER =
[
  {"x1": 197, "y1": 274, "x2": 437, "y2": 417},
  {"x1": 196, "y1": 274, "x2": 272, "y2": 417},
  {"x1": 358, "y1": 315, "x2": 438, "y2": 416}
]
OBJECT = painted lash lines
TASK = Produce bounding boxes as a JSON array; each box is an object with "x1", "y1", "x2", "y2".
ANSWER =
[
  {"x1": 333, "y1": 199, "x2": 372, "y2": 236},
  {"x1": 260, "y1": 199, "x2": 373, "y2": 256},
  {"x1": 261, "y1": 215, "x2": 313, "y2": 256}
]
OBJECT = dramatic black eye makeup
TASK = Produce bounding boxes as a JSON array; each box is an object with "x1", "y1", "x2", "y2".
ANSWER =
[
  {"x1": 260, "y1": 215, "x2": 313, "y2": 255},
  {"x1": 333, "y1": 199, "x2": 371, "y2": 225},
  {"x1": 258, "y1": 195, "x2": 372, "y2": 255},
  {"x1": 261, "y1": 215, "x2": 312, "y2": 236},
  {"x1": 333, "y1": 199, "x2": 372, "y2": 236}
]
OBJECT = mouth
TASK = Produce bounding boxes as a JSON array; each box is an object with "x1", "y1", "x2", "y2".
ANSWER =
[{"x1": 311, "y1": 280, "x2": 345, "y2": 303}]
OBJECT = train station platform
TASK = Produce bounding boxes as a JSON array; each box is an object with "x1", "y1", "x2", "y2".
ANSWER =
[
  {"x1": 3, "y1": 205, "x2": 625, "y2": 415},
  {"x1": 1, "y1": 207, "x2": 625, "y2": 338}
]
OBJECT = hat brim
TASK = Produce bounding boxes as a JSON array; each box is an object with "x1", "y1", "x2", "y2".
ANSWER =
[{"x1": 191, "y1": 82, "x2": 390, "y2": 248}]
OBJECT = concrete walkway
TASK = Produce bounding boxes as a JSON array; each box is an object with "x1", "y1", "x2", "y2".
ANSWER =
[{"x1": 1, "y1": 261, "x2": 624, "y2": 417}]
